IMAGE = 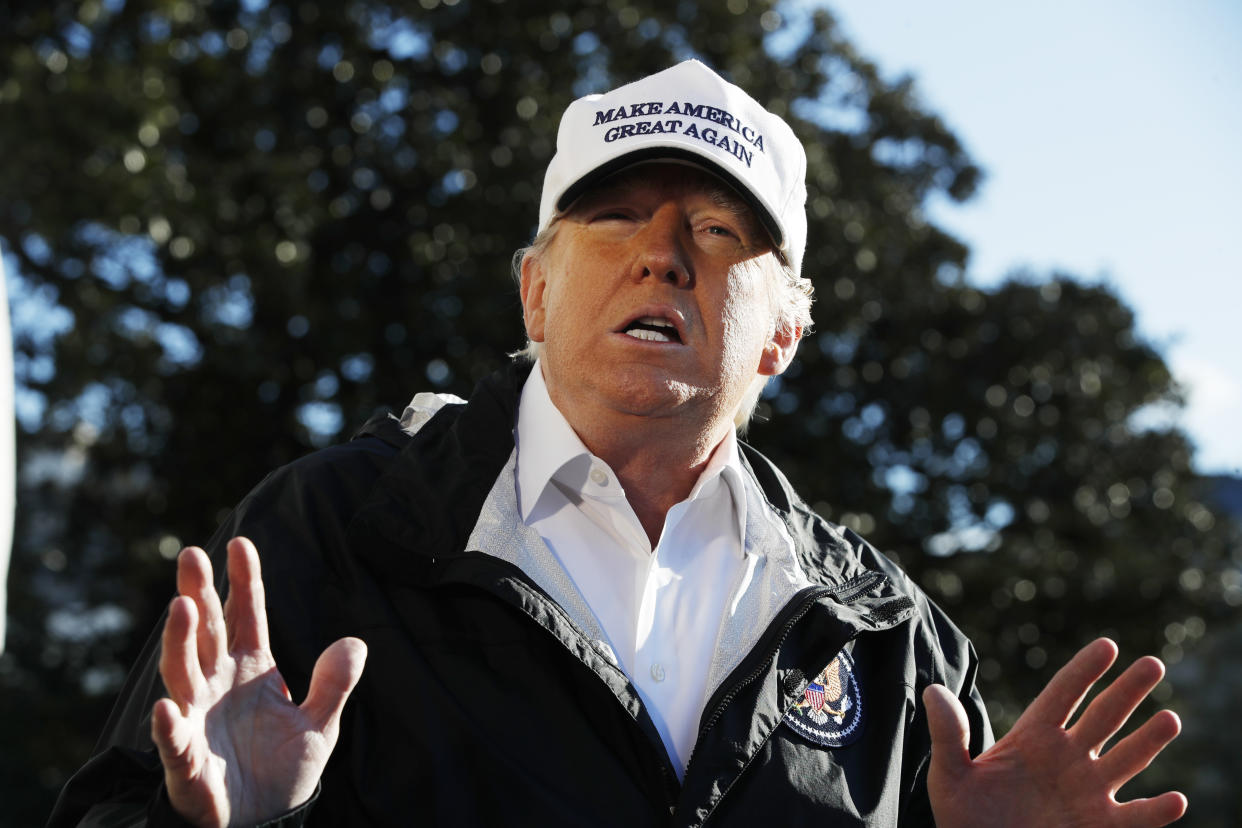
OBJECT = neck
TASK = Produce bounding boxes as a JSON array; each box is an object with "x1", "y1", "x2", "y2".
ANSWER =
[{"x1": 551, "y1": 393, "x2": 733, "y2": 548}]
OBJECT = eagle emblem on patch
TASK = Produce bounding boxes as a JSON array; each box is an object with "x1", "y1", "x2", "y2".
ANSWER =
[{"x1": 784, "y1": 649, "x2": 864, "y2": 747}]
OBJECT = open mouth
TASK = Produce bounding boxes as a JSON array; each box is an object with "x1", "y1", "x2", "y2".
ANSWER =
[{"x1": 622, "y1": 316, "x2": 682, "y2": 344}]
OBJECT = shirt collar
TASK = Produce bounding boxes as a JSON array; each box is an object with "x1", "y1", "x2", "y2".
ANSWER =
[
  {"x1": 689, "y1": 427, "x2": 749, "y2": 554},
  {"x1": 515, "y1": 360, "x2": 750, "y2": 553},
  {"x1": 515, "y1": 360, "x2": 594, "y2": 521}
]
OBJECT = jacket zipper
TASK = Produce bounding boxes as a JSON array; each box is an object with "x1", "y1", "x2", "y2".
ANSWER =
[
  {"x1": 445, "y1": 554, "x2": 885, "y2": 824},
  {"x1": 450, "y1": 552, "x2": 684, "y2": 816},
  {"x1": 685, "y1": 571, "x2": 886, "y2": 825},
  {"x1": 694, "y1": 570, "x2": 883, "y2": 742},
  {"x1": 692, "y1": 585, "x2": 831, "y2": 746}
]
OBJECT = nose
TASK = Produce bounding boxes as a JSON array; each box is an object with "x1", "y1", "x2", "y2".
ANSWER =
[{"x1": 633, "y1": 204, "x2": 693, "y2": 288}]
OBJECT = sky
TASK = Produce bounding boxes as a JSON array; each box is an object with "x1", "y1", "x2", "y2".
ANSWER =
[{"x1": 817, "y1": 0, "x2": 1242, "y2": 476}]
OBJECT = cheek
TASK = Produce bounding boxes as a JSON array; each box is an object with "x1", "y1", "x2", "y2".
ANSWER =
[
  {"x1": 540, "y1": 273, "x2": 595, "y2": 346},
  {"x1": 719, "y1": 274, "x2": 774, "y2": 354}
]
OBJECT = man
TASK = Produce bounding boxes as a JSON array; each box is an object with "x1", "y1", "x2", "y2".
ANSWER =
[{"x1": 50, "y1": 60, "x2": 1186, "y2": 827}]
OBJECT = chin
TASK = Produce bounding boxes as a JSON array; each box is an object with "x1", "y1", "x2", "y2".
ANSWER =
[{"x1": 604, "y1": 372, "x2": 719, "y2": 419}]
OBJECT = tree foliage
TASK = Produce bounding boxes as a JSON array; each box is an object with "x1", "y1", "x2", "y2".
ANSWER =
[{"x1": 1, "y1": 1, "x2": 1238, "y2": 822}]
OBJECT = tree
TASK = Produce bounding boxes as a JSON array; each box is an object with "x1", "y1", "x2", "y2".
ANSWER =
[{"x1": 1, "y1": 1, "x2": 1236, "y2": 822}]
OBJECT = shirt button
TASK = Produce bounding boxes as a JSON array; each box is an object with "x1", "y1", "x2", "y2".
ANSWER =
[
  {"x1": 650, "y1": 663, "x2": 666, "y2": 682},
  {"x1": 590, "y1": 467, "x2": 609, "y2": 486}
]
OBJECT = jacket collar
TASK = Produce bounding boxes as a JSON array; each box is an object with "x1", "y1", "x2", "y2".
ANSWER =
[
  {"x1": 348, "y1": 359, "x2": 531, "y2": 582},
  {"x1": 350, "y1": 359, "x2": 916, "y2": 628}
]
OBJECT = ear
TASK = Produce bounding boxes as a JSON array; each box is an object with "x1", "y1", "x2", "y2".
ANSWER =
[
  {"x1": 520, "y1": 252, "x2": 548, "y2": 344},
  {"x1": 758, "y1": 324, "x2": 801, "y2": 377}
]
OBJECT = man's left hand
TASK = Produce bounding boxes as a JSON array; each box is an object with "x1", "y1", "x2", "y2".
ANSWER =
[{"x1": 925, "y1": 638, "x2": 1187, "y2": 827}]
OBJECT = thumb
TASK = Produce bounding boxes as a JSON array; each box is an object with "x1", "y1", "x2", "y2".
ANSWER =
[
  {"x1": 151, "y1": 697, "x2": 195, "y2": 775},
  {"x1": 301, "y1": 637, "x2": 368, "y2": 735},
  {"x1": 923, "y1": 683, "x2": 973, "y2": 781}
]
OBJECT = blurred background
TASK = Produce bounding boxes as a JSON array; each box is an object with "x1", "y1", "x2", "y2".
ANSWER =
[{"x1": 1, "y1": 1, "x2": 1238, "y2": 824}]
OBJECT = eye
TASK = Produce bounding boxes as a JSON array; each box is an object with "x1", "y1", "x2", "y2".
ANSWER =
[
  {"x1": 587, "y1": 205, "x2": 636, "y2": 222},
  {"x1": 697, "y1": 219, "x2": 744, "y2": 243}
]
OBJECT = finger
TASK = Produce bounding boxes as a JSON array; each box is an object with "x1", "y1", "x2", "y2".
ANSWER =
[
  {"x1": 222, "y1": 536, "x2": 270, "y2": 653},
  {"x1": 301, "y1": 637, "x2": 368, "y2": 737},
  {"x1": 1114, "y1": 791, "x2": 1188, "y2": 828},
  {"x1": 923, "y1": 684, "x2": 973, "y2": 783},
  {"x1": 1012, "y1": 638, "x2": 1118, "y2": 730},
  {"x1": 1071, "y1": 655, "x2": 1165, "y2": 753},
  {"x1": 176, "y1": 546, "x2": 227, "y2": 676},
  {"x1": 159, "y1": 596, "x2": 207, "y2": 709},
  {"x1": 1098, "y1": 710, "x2": 1182, "y2": 789}
]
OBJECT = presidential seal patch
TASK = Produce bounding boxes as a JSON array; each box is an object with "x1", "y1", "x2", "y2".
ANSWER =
[{"x1": 784, "y1": 649, "x2": 864, "y2": 747}]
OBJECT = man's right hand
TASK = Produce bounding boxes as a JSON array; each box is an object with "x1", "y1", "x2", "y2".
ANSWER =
[{"x1": 151, "y1": 537, "x2": 367, "y2": 828}]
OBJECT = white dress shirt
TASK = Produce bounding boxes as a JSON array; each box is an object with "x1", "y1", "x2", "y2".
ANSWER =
[{"x1": 515, "y1": 364, "x2": 784, "y2": 774}]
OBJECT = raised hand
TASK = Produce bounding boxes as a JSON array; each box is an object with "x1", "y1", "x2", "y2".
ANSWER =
[
  {"x1": 150, "y1": 537, "x2": 367, "y2": 828},
  {"x1": 924, "y1": 638, "x2": 1186, "y2": 828}
]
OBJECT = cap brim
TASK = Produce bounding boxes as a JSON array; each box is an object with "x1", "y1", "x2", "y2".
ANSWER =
[{"x1": 553, "y1": 146, "x2": 785, "y2": 249}]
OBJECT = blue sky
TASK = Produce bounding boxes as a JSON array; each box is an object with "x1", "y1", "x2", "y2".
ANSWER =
[{"x1": 818, "y1": 0, "x2": 1242, "y2": 476}]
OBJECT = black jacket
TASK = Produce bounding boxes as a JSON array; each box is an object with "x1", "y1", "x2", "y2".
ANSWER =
[{"x1": 50, "y1": 362, "x2": 990, "y2": 827}]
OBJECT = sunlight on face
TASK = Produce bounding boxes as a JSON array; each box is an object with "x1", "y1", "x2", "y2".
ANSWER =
[{"x1": 521, "y1": 163, "x2": 793, "y2": 435}]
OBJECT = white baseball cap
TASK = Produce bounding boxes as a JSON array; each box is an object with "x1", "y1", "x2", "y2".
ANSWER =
[{"x1": 538, "y1": 60, "x2": 808, "y2": 275}]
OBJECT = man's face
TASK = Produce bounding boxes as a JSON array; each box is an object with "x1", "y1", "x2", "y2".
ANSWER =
[{"x1": 521, "y1": 164, "x2": 798, "y2": 432}]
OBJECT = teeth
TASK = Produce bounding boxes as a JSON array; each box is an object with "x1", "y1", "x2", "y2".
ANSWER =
[
  {"x1": 622, "y1": 315, "x2": 679, "y2": 343},
  {"x1": 626, "y1": 328, "x2": 673, "y2": 342}
]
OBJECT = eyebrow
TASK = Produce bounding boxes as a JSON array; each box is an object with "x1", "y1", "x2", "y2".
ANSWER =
[{"x1": 704, "y1": 188, "x2": 759, "y2": 231}]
